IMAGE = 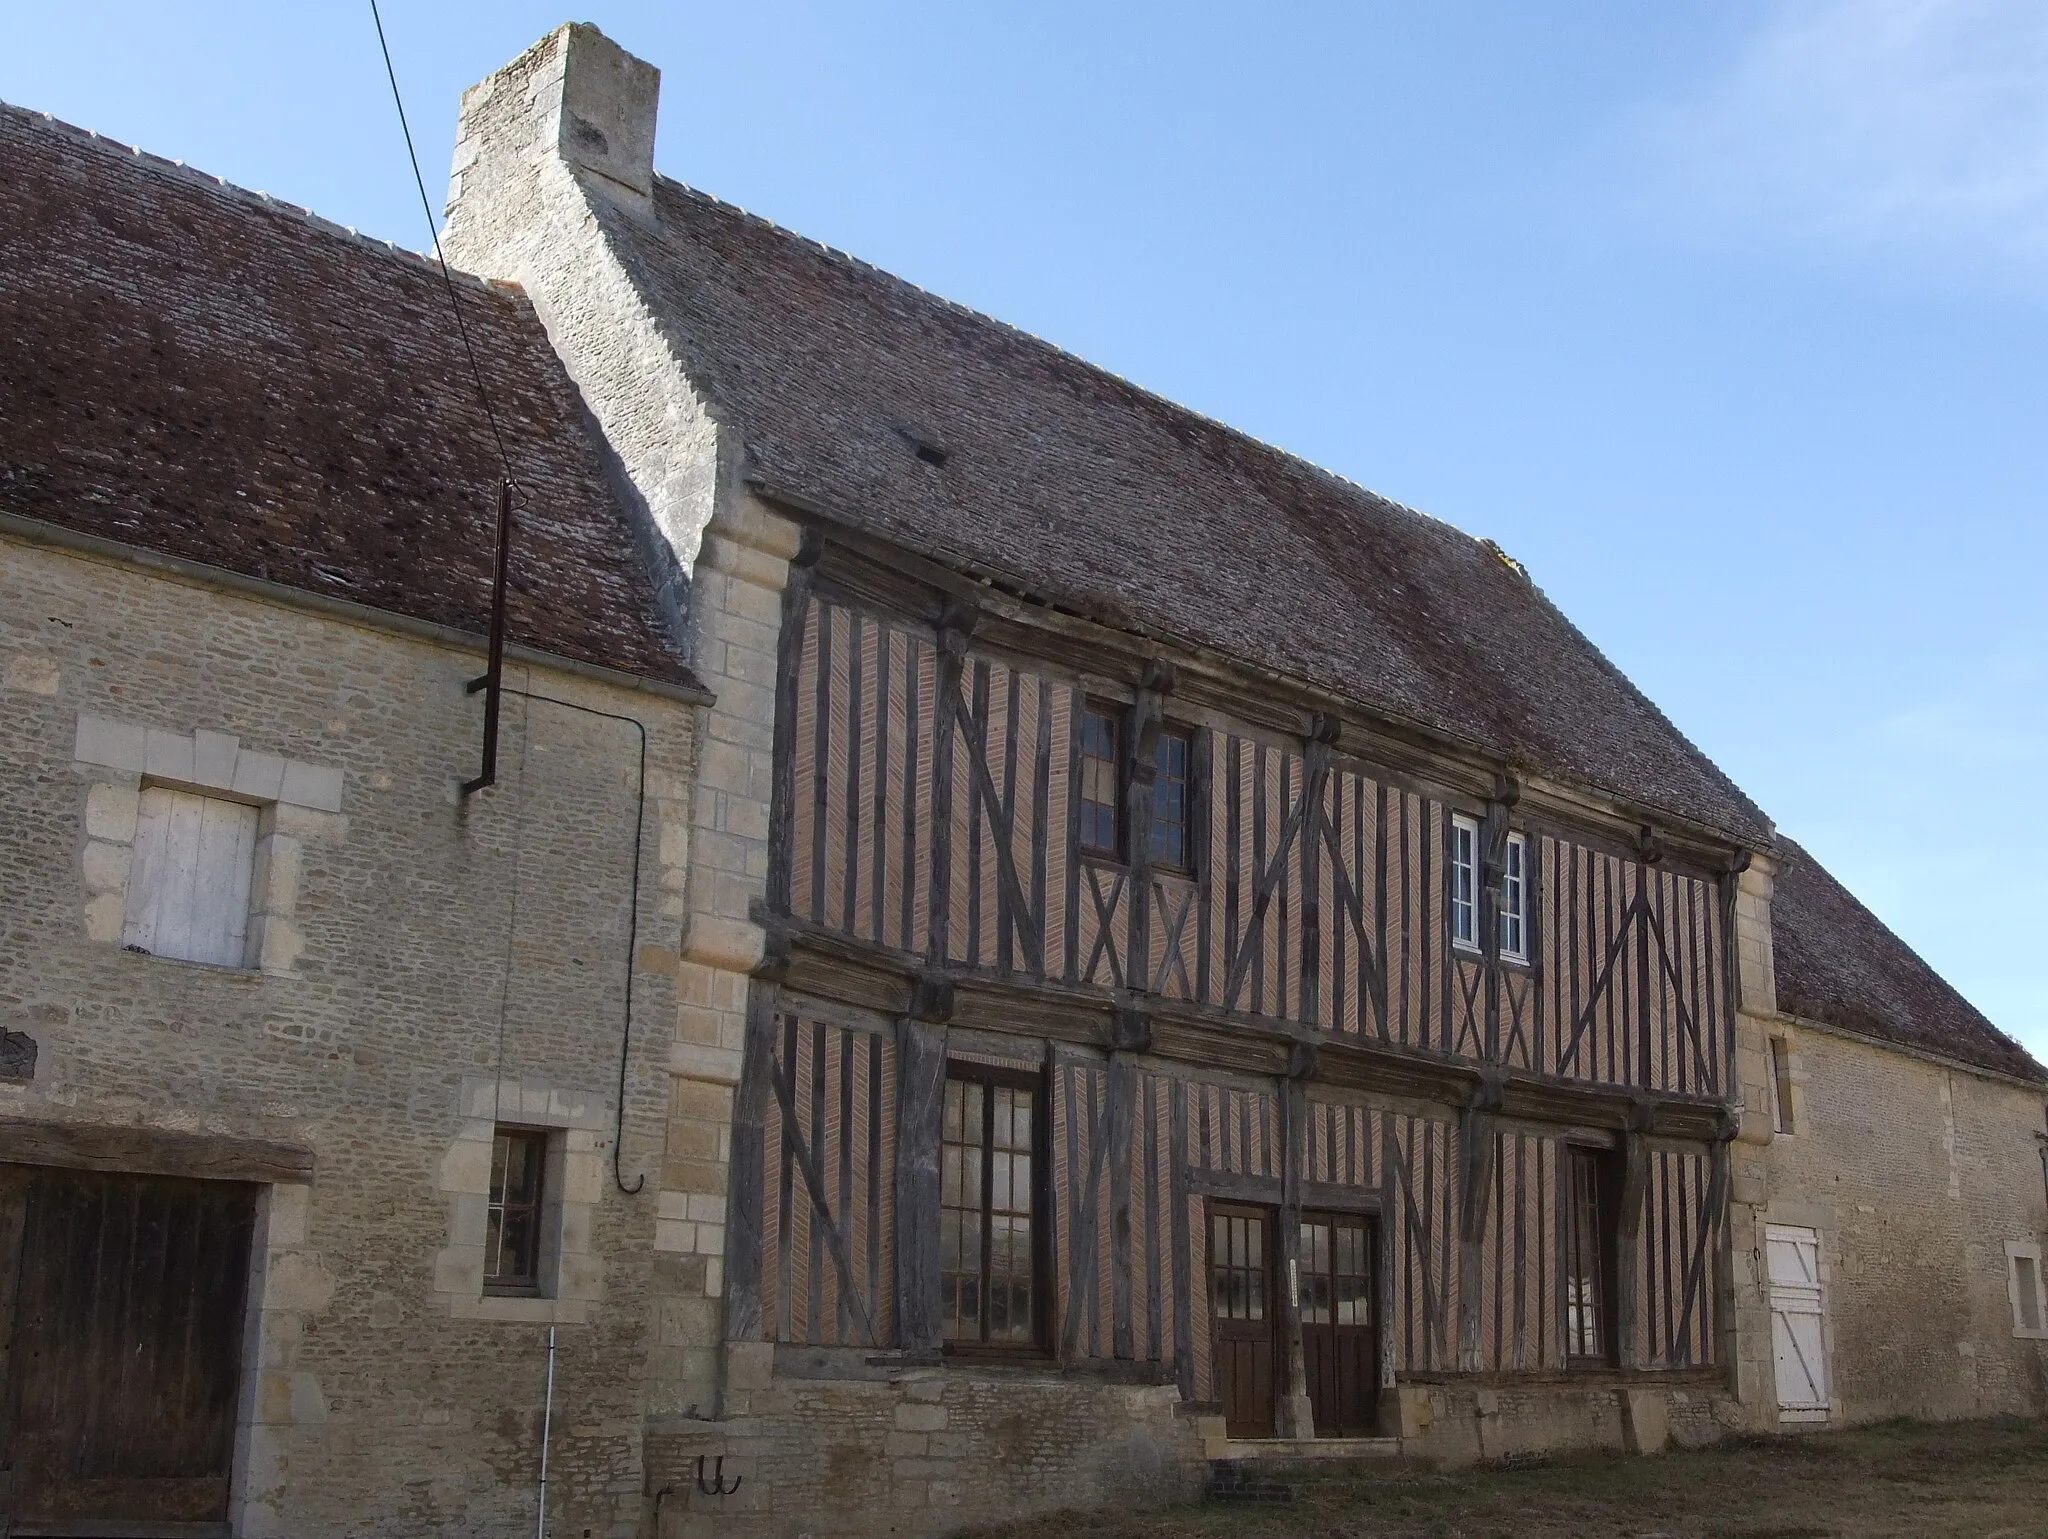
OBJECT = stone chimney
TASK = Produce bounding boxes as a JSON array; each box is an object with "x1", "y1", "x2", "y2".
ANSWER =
[
  {"x1": 446, "y1": 22, "x2": 659, "y2": 224},
  {"x1": 440, "y1": 23, "x2": 718, "y2": 644}
]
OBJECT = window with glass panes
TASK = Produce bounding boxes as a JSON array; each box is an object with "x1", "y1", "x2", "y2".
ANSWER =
[
  {"x1": 939, "y1": 1067, "x2": 1040, "y2": 1348},
  {"x1": 1564, "y1": 1146, "x2": 1618, "y2": 1362},
  {"x1": 1210, "y1": 1209, "x2": 1268, "y2": 1323},
  {"x1": 1449, "y1": 815, "x2": 1479, "y2": 949},
  {"x1": 1077, "y1": 706, "x2": 1121, "y2": 856},
  {"x1": 1499, "y1": 831, "x2": 1528, "y2": 960},
  {"x1": 1149, "y1": 726, "x2": 1194, "y2": 872},
  {"x1": 486, "y1": 1128, "x2": 547, "y2": 1294}
]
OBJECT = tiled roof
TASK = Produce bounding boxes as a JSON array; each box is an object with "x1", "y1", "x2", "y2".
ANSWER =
[
  {"x1": 1772, "y1": 838, "x2": 2042, "y2": 1083},
  {"x1": 0, "y1": 105, "x2": 699, "y2": 694},
  {"x1": 595, "y1": 176, "x2": 1771, "y2": 845}
]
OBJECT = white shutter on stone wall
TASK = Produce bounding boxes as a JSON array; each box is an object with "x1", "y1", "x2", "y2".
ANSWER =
[
  {"x1": 122, "y1": 787, "x2": 259, "y2": 966},
  {"x1": 1766, "y1": 1224, "x2": 1828, "y2": 1415}
]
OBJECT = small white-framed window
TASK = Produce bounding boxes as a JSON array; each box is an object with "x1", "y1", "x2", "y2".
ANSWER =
[
  {"x1": 122, "y1": 786, "x2": 259, "y2": 966},
  {"x1": 1499, "y1": 830, "x2": 1528, "y2": 962},
  {"x1": 1450, "y1": 815, "x2": 1479, "y2": 950},
  {"x1": 2006, "y1": 1242, "x2": 2047, "y2": 1339}
]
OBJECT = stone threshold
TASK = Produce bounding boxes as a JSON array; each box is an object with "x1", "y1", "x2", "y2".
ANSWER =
[{"x1": 1222, "y1": 1435, "x2": 1404, "y2": 1461}]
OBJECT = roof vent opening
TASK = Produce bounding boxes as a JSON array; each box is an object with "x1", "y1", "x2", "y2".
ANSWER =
[{"x1": 895, "y1": 424, "x2": 950, "y2": 468}]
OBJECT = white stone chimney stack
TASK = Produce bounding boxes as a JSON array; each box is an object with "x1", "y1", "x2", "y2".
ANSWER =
[{"x1": 446, "y1": 23, "x2": 660, "y2": 224}]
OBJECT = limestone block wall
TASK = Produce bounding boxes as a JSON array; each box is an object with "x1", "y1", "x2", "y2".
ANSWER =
[
  {"x1": 1724, "y1": 858, "x2": 2048, "y2": 1429},
  {"x1": 0, "y1": 529, "x2": 698, "y2": 1538},
  {"x1": 645, "y1": 1369, "x2": 1199, "y2": 1538},
  {"x1": 1754, "y1": 1026, "x2": 2048, "y2": 1423}
]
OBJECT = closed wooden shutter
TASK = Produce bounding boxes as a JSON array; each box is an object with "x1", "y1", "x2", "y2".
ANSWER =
[
  {"x1": 122, "y1": 787, "x2": 258, "y2": 966},
  {"x1": 1766, "y1": 1223, "x2": 1828, "y2": 1416}
]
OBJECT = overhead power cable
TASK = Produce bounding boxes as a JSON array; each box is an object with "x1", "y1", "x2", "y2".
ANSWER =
[{"x1": 368, "y1": 0, "x2": 514, "y2": 484}]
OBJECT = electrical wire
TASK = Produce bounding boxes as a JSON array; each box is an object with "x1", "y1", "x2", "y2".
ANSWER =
[{"x1": 368, "y1": 0, "x2": 515, "y2": 485}]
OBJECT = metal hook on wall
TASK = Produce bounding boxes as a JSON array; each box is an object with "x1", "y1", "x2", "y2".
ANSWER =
[{"x1": 695, "y1": 1455, "x2": 742, "y2": 1497}]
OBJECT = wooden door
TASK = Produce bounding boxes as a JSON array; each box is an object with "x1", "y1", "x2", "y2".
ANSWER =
[
  {"x1": 1766, "y1": 1223, "x2": 1828, "y2": 1418},
  {"x1": 0, "y1": 1164, "x2": 257, "y2": 1534},
  {"x1": 1299, "y1": 1211, "x2": 1379, "y2": 1437},
  {"x1": 1208, "y1": 1202, "x2": 1276, "y2": 1438}
]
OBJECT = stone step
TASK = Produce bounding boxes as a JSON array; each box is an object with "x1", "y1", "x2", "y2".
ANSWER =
[
  {"x1": 1203, "y1": 1459, "x2": 1297, "y2": 1503},
  {"x1": 1223, "y1": 1435, "x2": 1405, "y2": 1461}
]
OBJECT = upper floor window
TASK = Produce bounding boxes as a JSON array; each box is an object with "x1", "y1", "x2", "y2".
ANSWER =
[
  {"x1": 1499, "y1": 831, "x2": 1528, "y2": 962},
  {"x1": 1450, "y1": 815, "x2": 1479, "y2": 949},
  {"x1": 122, "y1": 786, "x2": 259, "y2": 967},
  {"x1": 1149, "y1": 726, "x2": 1195, "y2": 873},
  {"x1": 1449, "y1": 815, "x2": 1529, "y2": 961},
  {"x1": 940, "y1": 1065, "x2": 1042, "y2": 1350},
  {"x1": 1078, "y1": 705, "x2": 1121, "y2": 857}
]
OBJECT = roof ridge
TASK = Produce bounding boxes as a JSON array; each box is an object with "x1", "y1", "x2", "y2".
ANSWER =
[
  {"x1": 0, "y1": 98, "x2": 508, "y2": 296},
  {"x1": 651, "y1": 173, "x2": 1479, "y2": 545}
]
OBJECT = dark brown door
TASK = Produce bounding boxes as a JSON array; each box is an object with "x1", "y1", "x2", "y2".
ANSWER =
[
  {"x1": 1208, "y1": 1202, "x2": 1276, "y2": 1438},
  {"x1": 0, "y1": 1164, "x2": 256, "y2": 1533},
  {"x1": 1299, "y1": 1211, "x2": 1379, "y2": 1437}
]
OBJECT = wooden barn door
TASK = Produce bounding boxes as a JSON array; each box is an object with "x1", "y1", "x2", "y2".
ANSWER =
[
  {"x1": 1298, "y1": 1211, "x2": 1379, "y2": 1437},
  {"x1": 1766, "y1": 1223, "x2": 1829, "y2": 1420},
  {"x1": 1208, "y1": 1202, "x2": 1276, "y2": 1438},
  {"x1": 0, "y1": 1164, "x2": 257, "y2": 1535}
]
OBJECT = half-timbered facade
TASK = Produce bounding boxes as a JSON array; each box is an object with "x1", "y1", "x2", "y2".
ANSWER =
[
  {"x1": 440, "y1": 29, "x2": 1786, "y2": 1530},
  {"x1": 741, "y1": 543, "x2": 1740, "y2": 1428}
]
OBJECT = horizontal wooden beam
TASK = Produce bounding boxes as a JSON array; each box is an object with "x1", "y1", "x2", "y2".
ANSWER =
[
  {"x1": 0, "y1": 1118, "x2": 314, "y2": 1185},
  {"x1": 785, "y1": 510, "x2": 1755, "y2": 872},
  {"x1": 760, "y1": 911, "x2": 1735, "y2": 1146}
]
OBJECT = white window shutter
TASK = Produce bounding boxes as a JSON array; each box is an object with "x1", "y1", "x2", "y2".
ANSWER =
[
  {"x1": 122, "y1": 788, "x2": 258, "y2": 966},
  {"x1": 1766, "y1": 1224, "x2": 1828, "y2": 1414}
]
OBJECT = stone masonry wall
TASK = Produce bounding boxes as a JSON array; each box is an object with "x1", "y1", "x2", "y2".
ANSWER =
[
  {"x1": 0, "y1": 530, "x2": 698, "y2": 1538},
  {"x1": 1725, "y1": 860, "x2": 2048, "y2": 1429},
  {"x1": 646, "y1": 1369, "x2": 1198, "y2": 1539}
]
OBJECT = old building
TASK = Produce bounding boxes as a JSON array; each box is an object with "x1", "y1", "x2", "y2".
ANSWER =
[
  {"x1": 0, "y1": 105, "x2": 706, "y2": 1536},
  {"x1": 435, "y1": 22, "x2": 2038, "y2": 1537},
  {"x1": 4, "y1": 20, "x2": 2043, "y2": 1538},
  {"x1": 1728, "y1": 842, "x2": 2048, "y2": 1428}
]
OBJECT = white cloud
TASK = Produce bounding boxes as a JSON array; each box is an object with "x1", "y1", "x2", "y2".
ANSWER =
[{"x1": 1650, "y1": 0, "x2": 2048, "y2": 277}]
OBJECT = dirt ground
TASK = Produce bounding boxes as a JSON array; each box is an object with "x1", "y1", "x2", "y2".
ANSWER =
[{"x1": 969, "y1": 1417, "x2": 2048, "y2": 1539}]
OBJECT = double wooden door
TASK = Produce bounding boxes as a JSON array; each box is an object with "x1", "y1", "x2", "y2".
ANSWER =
[
  {"x1": 1210, "y1": 1203, "x2": 1380, "y2": 1440},
  {"x1": 1299, "y1": 1211, "x2": 1379, "y2": 1437},
  {"x1": 0, "y1": 1164, "x2": 257, "y2": 1535}
]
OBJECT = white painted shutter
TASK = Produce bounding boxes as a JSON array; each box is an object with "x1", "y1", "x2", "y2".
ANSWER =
[
  {"x1": 122, "y1": 788, "x2": 258, "y2": 966},
  {"x1": 1766, "y1": 1224, "x2": 1828, "y2": 1413}
]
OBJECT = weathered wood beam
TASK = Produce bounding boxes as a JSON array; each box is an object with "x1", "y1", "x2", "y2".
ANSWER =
[
  {"x1": 0, "y1": 1121, "x2": 312, "y2": 1185},
  {"x1": 767, "y1": 1033, "x2": 883, "y2": 1347},
  {"x1": 893, "y1": 1013, "x2": 949, "y2": 1350},
  {"x1": 791, "y1": 518, "x2": 1756, "y2": 872},
  {"x1": 762, "y1": 911, "x2": 1738, "y2": 1143}
]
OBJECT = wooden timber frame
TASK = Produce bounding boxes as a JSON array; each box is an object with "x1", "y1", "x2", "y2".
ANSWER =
[{"x1": 725, "y1": 514, "x2": 1749, "y2": 1425}]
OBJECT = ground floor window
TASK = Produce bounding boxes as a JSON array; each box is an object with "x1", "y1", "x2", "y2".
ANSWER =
[
  {"x1": 940, "y1": 1064, "x2": 1042, "y2": 1348},
  {"x1": 486, "y1": 1127, "x2": 548, "y2": 1295},
  {"x1": 1564, "y1": 1145, "x2": 1620, "y2": 1363}
]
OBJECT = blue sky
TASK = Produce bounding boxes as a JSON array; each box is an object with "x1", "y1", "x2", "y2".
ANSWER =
[{"x1": 9, "y1": 2, "x2": 2044, "y2": 1057}]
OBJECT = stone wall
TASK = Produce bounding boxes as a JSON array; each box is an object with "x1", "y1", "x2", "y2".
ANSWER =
[
  {"x1": 0, "y1": 528, "x2": 698, "y2": 1538},
  {"x1": 646, "y1": 1367, "x2": 1199, "y2": 1539},
  {"x1": 1725, "y1": 860, "x2": 2048, "y2": 1429}
]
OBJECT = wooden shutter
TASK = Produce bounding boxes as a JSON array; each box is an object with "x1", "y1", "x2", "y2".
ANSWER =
[
  {"x1": 1766, "y1": 1223, "x2": 1828, "y2": 1414},
  {"x1": 123, "y1": 787, "x2": 258, "y2": 966},
  {"x1": 0, "y1": 1166, "x2": 256, "y2": 1532}
]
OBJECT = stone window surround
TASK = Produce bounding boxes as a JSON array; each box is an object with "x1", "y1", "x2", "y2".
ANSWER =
[
  {"x1": 432, "y1": 1074, "x2": 610, "y2": 1323},
  {"x1": 73, "y1": 713, "x2": 344, "y2": 975},
  {"x1": 2004, "y1": 1240, "x2": 2048, "y2": 1340}
]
